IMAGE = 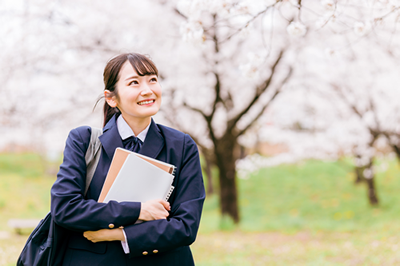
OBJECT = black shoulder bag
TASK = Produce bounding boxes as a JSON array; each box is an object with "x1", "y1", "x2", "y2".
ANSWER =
[{"x1": 17, "y1": 127, "x2": 103, "y2": 266}]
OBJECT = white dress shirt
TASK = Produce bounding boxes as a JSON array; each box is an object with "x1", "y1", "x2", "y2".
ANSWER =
[{"x1": 116, "y1": 115, "x2": 150, "y2": 254}]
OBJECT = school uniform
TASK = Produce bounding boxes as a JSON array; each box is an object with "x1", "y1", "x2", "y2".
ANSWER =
[{"x1": 51, "y1": 114, "x2": 206, "y2": 266}]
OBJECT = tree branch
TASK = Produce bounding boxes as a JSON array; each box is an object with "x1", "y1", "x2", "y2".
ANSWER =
[
  {"x1": 183, "y1": 101, "x2": 218, "y2": 148},
  {"x1": 183, "y1": 101, "x2": 207, "y2": 119},
  {"x1": 380, "y1": 131, "x2": 400, "y2": 162},
  {"x1": 173, "y1": 8, "x2": 188, "y2": 19},
  {"x1": 368, "y1": 98, "x2": 381, "y2": 133},
  {"x1": 236, "y1": 67, "x2": 293, "y2": 137},
  {"x1": 332, "y1": 84, "x2": 380, "y2": 137},
  {"x1": 210, "y1": 14, "x2": 222, "y2": 119},
  {"x1": 220, "y1": 4, "x2": 277, "y2": 43},
  {"x1": 210, "y1": 72, "x2": 222, "y2": 118},
  {"x1": 227, "y1": 49, "x2": 285, "y2": 133},
  {"x1": 331, "y1": 84, "x2": 364, "y2": 118}
]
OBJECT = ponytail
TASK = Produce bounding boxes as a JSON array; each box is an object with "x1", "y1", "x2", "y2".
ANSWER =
[{"x1": 103, "y1": 103, "x2": 119, "y2": 127}]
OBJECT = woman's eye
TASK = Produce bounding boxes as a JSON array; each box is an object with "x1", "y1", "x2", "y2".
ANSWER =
[
  {"x1": 150, "y1": 77, "x2": 157, "y2": 82},
  {"x1": 129, "y1": 80, "x2": 139, "y2": 85}
]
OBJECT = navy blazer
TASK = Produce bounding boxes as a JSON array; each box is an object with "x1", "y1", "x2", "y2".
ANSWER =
[{"x1": 51, "y1": 114, "x2": 206, "y2": 266}]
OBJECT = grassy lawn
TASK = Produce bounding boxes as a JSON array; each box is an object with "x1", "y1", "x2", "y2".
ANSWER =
[
  {"x1": 192, "y1": 231, "x2": 400, "y2": 265},
  {"x1": 1, "y1": 153, "x2": 400, "y2": 265}
]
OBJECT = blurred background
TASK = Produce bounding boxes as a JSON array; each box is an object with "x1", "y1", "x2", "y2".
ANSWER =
[{"x1": 1, "y1": 0, "x2": 400, "y2": 265}]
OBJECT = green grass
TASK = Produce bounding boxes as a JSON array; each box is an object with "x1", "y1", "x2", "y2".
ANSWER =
[
  {"x1": 1, "y1": 153, "x2": 400, "y2": 265},
  {"x1": 199, "y1": 159, "x2": 400, "y2": 234},
  {"x1": 0, "y1": 153, "x2": 56, "y2": 231}
]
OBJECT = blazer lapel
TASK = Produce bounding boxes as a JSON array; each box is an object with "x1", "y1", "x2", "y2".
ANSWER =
[
  {"x1": 99, "y1": 115, "x2": 123, "y2": 160},
  {"x1": 99, "y1": 115, "x2": 165, "y2": 160},
  {"x1": 139, "y1": 118, "x2": 165, "y2": 159}
]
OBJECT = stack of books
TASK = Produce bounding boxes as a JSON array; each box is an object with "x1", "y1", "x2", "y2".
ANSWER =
[{"x1": 98, "y1": 148, "x2": 175, "y2": 203}]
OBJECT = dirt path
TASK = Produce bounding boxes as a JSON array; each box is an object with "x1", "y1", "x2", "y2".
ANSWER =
[{"x1": 192, "y1": 231, "x2": 400, "y2": 265}]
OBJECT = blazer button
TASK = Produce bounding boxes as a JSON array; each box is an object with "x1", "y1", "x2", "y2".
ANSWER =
[
  {"x1": 153, "y1": 250, "x2": 159, "y2": 254},
  {"x1": 108, "y1": 223, "x2": 115, "y2": 229},
  {"x1": 142, "y1": 251, "x2": 148, "y2": 255}
]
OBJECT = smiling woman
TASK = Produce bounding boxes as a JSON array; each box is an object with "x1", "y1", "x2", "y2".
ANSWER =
[
  {"x1": 50, "y1": 53, "x2": 205, "y2": 266},
  {"x1": 101, "y1": 54, "x2": 161, "y2": 130},
  {"x1": 104, "y1": 54, "x2": 162, "y2": 136}
]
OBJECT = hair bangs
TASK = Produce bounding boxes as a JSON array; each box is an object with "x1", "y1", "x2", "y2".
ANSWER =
[{"x1": 127, "y1": 54, "x2": 158, "y2": 77}]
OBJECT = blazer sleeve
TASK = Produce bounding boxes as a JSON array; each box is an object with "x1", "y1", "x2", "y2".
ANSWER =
[
  {"x1": 51, "y1": 127, "x2": 141, "y2": 231},
  {"x1": 123, "y1": 134, "x2": 206, "y2": 258}
]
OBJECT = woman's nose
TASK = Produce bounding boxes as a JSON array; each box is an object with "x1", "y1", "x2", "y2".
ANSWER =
[{"x1": 140, "y1": 84, "x2": 153, "y2": 95}]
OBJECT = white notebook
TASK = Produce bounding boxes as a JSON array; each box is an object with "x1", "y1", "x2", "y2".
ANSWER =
[{"x1": 102, "y1": 153, "x2": 175, "y2": 204}]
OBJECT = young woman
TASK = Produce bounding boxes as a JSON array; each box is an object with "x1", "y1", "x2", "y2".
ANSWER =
[{"x1": 51, "y1": 53, "x2": 205, "y2": 266}]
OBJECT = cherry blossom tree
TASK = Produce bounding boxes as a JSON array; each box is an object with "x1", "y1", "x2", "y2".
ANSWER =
[
  {"x1": 166, "y1": 0, "x2": 400, "y2": 219},
  {"x1": 159, "y1": 0, "x2": 302, "y2": 223},
  {"x1": 236, "y1": 0, "x2": 400, "y2": 206},
  {"x1": 3, "y1": 0, "x2": 400, "y2": 221},
  {"x1": 0, "y1": 0, "x2": 169, "y2": 152}
]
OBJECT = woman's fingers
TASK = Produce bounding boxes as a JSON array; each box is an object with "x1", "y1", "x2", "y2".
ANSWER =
[
  {"x1": 83, "y1": 229, "x2": 124, "y2": 243},
  {"x1": 159, "y1": 200, "x2": 171, "y2": 211},
  {"x1": 139, "y1": 199, "x2": 171, "y2": 221},
  {"x1": 83, "y1": 230, "x2": 100, "y2": 243}
]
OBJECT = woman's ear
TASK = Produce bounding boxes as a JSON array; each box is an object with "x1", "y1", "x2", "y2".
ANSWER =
[{"x1": 104, "y1": 90, "x2": 117, "y2": 108}]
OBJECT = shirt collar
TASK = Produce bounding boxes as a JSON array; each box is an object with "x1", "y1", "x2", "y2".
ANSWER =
[{"x1": 117, "y1": 115, "x2": 150, "y2": 143}]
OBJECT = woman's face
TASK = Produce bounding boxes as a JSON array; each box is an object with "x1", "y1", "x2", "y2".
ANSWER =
[{"x1": 106, "y1": 61, "x2": 162, "y2": 122}]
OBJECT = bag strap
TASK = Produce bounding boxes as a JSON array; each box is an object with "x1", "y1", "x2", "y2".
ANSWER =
[{"x1": 84, "y1": 127, "x2": 103, "y2": 196}]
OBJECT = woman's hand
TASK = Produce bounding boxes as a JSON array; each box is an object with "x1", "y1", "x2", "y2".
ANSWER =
[
  {"x1": 84, "y1": 199, "x2": 170, "y2": 243},
  {"x1": 83, "y1": 228, "x2": 125, "y2": 243},
  {"x1": 139, "y1": 199, "x2": 170, "y2": 221}
]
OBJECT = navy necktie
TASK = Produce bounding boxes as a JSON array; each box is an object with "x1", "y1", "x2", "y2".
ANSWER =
[{"x1": 123, "y1": 136, "x2": 143, "y2": 153}]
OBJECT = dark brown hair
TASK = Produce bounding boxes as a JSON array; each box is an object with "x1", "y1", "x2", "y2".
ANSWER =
[{"x1": 100, "y1": 53, "x2": 159, "y2": 126}]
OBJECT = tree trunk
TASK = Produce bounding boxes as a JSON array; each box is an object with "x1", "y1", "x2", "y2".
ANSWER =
[
  {"x1": 202, "y1": 152, "x2": 214, "y2": 195},
  {"x1": 239, "y1": 145, "x2": 246, "y2": 160},
  {"x1": 365, "y1": 176, "x2": 379, "y2": 205},
  {"x1": 392, "y1": 144, "x2": 400, "y2": 163},
  {"x1": 215, "y1": 134, "x2": 240, "y2": 223},
  {"x1": 354, "y1": 166, "x2": 364, "y2": 184},
  {"x1": 363, "y1": 161, "x2": 379, "y2": 205},
  {"x1": 354, "y1": 154, "x2": 364, "y2": 184}
]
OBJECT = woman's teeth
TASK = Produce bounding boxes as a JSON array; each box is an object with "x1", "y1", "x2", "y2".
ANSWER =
[{"x1": 138, "y1": 100, "x2": 154, "y2": 105}]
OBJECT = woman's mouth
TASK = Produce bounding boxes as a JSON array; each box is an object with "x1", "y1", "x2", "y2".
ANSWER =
[{"x1": 137, "y1": 99, "x2": 155, "y2": 105}]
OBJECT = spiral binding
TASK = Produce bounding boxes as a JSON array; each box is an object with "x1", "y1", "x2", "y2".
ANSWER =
[
  {"x1": 165, "y1": 186, "x2": 175, "y2": 201},
  {"x1": 171, "y1": 166, "x2": 176, "y2": 176}
]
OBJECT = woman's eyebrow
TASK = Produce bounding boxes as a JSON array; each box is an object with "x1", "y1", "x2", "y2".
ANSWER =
[{"x1": 125, "y1": 75, "x2": 139, "y2": 81}]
